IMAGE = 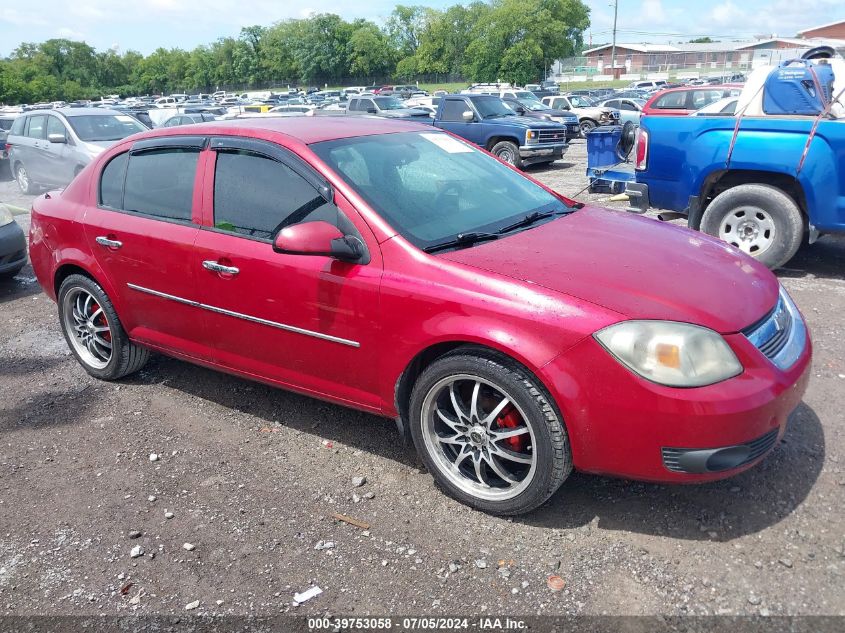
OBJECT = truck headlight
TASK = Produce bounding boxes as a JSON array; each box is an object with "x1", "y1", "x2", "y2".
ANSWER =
[
  {"x1": 0, "y1": 204, "x2": 14, "y2": 228},
  {"x1": 595, "y1": 321, "x2": 742, "y2": 387},
  {"x1": 525, "y1": 130, "x2": 538, "y2": 144}
]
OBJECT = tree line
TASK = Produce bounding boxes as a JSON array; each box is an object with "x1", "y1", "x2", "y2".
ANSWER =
[{"x1": 0, "y1": 0, "x2": 589, "y2": 104}]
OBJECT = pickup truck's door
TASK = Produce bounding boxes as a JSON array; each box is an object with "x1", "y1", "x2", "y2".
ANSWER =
[{"x1": 437, "y1": 99, "x2": 482, "y2": 145}]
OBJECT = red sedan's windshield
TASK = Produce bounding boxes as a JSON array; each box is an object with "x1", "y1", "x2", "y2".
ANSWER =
[{"x1": 311, "y1": 131, "x2": 572, "y2": 250}]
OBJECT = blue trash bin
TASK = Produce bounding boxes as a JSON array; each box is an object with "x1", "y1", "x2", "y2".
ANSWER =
[{"x1": 586, "y1": 125, "x2": 624, "y2": 170}]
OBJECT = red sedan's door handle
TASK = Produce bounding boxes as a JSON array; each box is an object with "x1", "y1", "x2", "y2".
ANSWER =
[
  {"x1": 95, "y1": 236, "x2": 123, "y2": 249},
  {"x1": 202, "y1": 260, "x2": 240, "y2": 276}
]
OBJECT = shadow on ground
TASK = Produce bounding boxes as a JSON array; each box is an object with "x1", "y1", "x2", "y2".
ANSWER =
[
  {"x1": 522, "y1": 402, "x2": 824, "y2": 541},
  {"x1": 778, "y1": 234, "x2": 845, "y2": 282},
  {"x1": 125, "y1": 355, "x2": 419, "y2": 469},
  {"x1": 126, "y1": 355, "x2": 824, "y2": 541}
]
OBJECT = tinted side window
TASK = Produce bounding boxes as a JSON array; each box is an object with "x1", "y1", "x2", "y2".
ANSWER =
[
  {"x1": 604, "y1": 99, "x2": 619, "y2": 108},
  {"x1": 99, "y1": 152, "x2": 128, "y2": 209},
  {"x1": 123, "y1": 149, "x2": 199, "y2": 222},
  {"x1": 440, "y1": 99, "x2": 469, "y2": 122},
  {"x1": 213, "y1": 150, "x2": 344, "y2": 241},
  {"x1": 25, "y1": 115, "x2": 47, "y2": 139},
  {"x1": 620, "y1": 101, "x2": 636, "y2": 111},
  {"x1": 361, "y1": 99, "x2": 375, "y2": 111}
]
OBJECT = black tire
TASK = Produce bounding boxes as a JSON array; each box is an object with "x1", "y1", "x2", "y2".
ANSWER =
[
  {"x1": 579, "y1": 119, "x2": 597, "y2": 136},
  {"x1": 700, "y1": 184, "x2": 804, "y2": 270},
  {"x1": 57, "y1": 274, "x2": 150, "y2": 380},
  {"x1": 409, "y1": 346, "x2": 572, "y2": 515},
  {"x1": 15, "y1": 163, "x2": 36, "y2": 195},
  {"x1": 490, "y1": 140, "x2": 523, "y2": 169}
]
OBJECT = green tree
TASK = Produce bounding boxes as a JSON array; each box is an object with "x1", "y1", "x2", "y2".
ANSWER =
[{"x1": 348, "y1": 21, "x2": 395, "y2": 80}]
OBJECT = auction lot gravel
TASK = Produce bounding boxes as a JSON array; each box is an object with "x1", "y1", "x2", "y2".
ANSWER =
[{"x1": 1, "y1": 141, "x2": 844, "y2": 619}]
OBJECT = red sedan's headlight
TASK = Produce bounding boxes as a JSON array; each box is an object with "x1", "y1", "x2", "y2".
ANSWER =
[{"x1": 595, "y1": 321, "x2": 742, "y2": 387}]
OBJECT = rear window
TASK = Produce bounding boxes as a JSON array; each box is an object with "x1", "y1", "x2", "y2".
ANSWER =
[
  {"x1": 0, "y1": 119, "x2": 14, "y2": 131},
  {"x1": 122, "y1": 149, "x2": 199, "y2": 222},
  {"x1": 9, "y1": 117, "x2": 25, "y2": 135},
  {"x1": 99, "y1": 152, "x2": 128, "y2": 209}
]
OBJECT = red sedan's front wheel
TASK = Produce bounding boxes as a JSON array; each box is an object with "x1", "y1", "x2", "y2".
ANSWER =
[{"x1": 409, "y1": 347, "x2": 572, "y2": 515}]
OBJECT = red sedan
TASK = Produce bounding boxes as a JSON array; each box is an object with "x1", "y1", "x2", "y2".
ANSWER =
[
  {"x1": 28, "y1": 118, "x2": 811, "y2": 515},
  {"x1": 642, "y1": 85, "x2": 743, "y2": 116}
]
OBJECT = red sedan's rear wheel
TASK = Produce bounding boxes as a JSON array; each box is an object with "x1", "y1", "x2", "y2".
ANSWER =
[{"x1": 409, "y1": 347, "x2": 572, "y2": 515}]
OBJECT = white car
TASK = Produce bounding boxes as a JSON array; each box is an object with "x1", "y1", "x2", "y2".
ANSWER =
[{"x1": 692, "y1": 96, "x2": 739, "y2": 116}]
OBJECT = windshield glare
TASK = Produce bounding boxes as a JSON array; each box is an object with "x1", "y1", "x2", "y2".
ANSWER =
[
  {"x1": 569, "y1": 96, "x2": 596, "y2": 107},
  {"x1": 472, "y1": 97, "x2": 514, "y2": 118},
  {"x1": 514, "y1": 91, "x2": 540, "y2": 102},
  {"x1": 67, "y1": 114, "x2": 147, "y2": 142},
  {"x1": 311, "y1": 132, "x2": 569, "y2": 250},
  {"x1": 374, "y1": 96, "x2": 406, "y2": 110}
]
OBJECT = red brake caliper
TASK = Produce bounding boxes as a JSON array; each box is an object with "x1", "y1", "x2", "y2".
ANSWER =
[
  {"x1": 496, "y1": 405, "x2": 526, "y2": 452},
  {"x1": 90, "y1": 302, "x2": 110, "y2": 342}
]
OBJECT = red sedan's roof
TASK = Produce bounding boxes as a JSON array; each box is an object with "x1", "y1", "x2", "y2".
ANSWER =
[{"x1": 138, "y1": 116, "x2": 433, "y2": 145}]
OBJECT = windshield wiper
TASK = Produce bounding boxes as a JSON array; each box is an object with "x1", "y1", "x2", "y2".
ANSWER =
[
  {"x1": 423, "y1": 232, "x2": 500, "y2": 253},
  {"x1": 496, "y1": 207, "x2": 577, "y2": 235}
]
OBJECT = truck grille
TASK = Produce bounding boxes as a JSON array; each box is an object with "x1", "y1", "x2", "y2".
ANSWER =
[{"x1": 537, "y1": 129, "x2": 568, "y2": 144}]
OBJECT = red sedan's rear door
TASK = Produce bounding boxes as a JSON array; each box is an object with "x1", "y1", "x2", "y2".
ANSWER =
[
  {"x1": 83, "y1": 136, "x2": 212, "y2": 361},
  {"x1": 191, "y1": 137, "x2": 384, "y2": 411}
]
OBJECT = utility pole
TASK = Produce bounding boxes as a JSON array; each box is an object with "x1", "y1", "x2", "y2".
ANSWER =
[{"x1": 610, "y1": 0, "x2": 619, "y2": 76}]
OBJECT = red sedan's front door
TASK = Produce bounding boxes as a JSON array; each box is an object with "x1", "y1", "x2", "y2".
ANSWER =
[{"x1": 192, "y1": 138, "x2": 384, "y2": 412}]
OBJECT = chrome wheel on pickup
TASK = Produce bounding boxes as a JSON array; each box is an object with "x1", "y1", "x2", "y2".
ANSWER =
[
  {"x1": 718, "y1": 206, "x2": 776, "y2": 257},
  {"x1": 409, "y1": 347, "x2": 571, "y2": 515}
]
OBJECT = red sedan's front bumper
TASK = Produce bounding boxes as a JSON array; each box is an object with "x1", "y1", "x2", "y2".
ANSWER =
[{"x1": 541, "y1": 327, "x2": 812, "y2": 483}]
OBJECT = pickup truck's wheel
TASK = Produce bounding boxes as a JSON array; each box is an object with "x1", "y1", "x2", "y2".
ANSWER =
[
  {"x1": 490, "y1": 141, "x2": 523, "y2": 169},
  {"x1": 579, "y1": 119, "x2": 597, "y2": 136},
  {"x1": 58, "y1": 274, "x2": 150, "y2": 380},
  {"x1": 409, "y1": 347, "x2": 571, "y2": 515},
  {"x1": 701, "y1": 184, "x2": 804, "y2": 269}
]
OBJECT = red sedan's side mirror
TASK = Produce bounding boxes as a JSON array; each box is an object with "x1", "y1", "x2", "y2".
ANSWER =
[{"x1": 273, "y1": 221, "x2": 363, "y2": 262}]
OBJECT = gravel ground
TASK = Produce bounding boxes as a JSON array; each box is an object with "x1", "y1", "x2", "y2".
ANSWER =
[{"x1": 1, "y1": 142, "x2": 844, "y2": 618}]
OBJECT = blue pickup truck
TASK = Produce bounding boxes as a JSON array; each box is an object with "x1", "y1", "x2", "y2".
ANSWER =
[
  {"x1": 628, "y1": 115, "x2": 845, "y2": 269},
  {"x1": 433, "y1": 94, "x2": 570, "y2": 168}
]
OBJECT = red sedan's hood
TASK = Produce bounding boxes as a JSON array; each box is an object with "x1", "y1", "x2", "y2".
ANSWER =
[{"x1": 440, "y1": 207, "x2": 779, "y2": 333}]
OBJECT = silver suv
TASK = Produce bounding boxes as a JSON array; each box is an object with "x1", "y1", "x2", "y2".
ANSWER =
[{"x1": 7, "y1": 108, "x2": 147, "y2": 194}]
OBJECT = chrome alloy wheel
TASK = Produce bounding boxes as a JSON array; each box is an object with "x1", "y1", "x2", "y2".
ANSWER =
[
  {"x1": 420, "y1": 374, "x2": 537, "y2": 501},
  {"x1": 62, "y1": 287, "x2": 113, "y2": 369},
  {"x1": 718, "y1": 206, "x2": 775, "y2": 256},
  {"x1": 16, "y1": 165, "x2": 29, "y2": 192}
]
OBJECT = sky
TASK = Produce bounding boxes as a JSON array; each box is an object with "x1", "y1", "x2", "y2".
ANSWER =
[{"x1": 1, "y1": 0, "x2": 843, "y2": 57}]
